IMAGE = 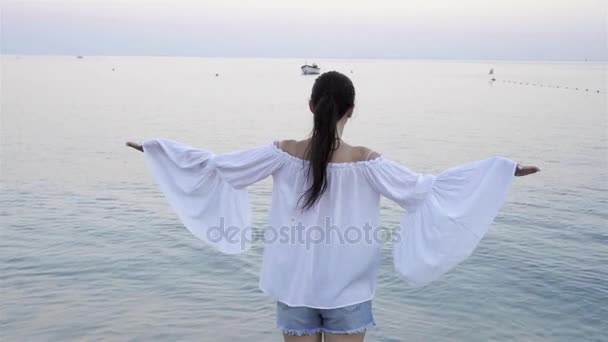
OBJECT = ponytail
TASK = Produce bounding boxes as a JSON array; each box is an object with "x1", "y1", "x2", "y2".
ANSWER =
[
  {"x1": 299, "y1": 71, "x2": 355, "y2": 210},
  {"x1": 300, "y1": 95, "x2": 341, "y2": 210}
]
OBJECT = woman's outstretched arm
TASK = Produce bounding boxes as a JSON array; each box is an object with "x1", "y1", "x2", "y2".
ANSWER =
[
  {"x1": 128, "y1": 138, "x2": 288, "y2": 253},
  {"x1": 362, "y1": 155, "x2": 540, "y2": 287}
]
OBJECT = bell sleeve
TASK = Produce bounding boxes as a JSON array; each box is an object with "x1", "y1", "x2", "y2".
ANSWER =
[
  {"x1": 364, "y1": 156, "x2": 517, "y2": 287},
  {"x1": 142, "y1": 139, "x2": 286, "y2": 254}
]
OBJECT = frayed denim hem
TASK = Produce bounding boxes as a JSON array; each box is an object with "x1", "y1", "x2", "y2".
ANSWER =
[
  {"x1": 279, "y1": 327, "x2": 322, "y2": 336},
  {"x1": 322, "y1": 321, "x2": 376, "y2": 335}
]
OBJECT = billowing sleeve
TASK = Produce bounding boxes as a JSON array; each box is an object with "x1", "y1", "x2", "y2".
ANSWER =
[
  {"x1": 142, "y1": 139, "x2": 286, "y2": 254},
  {"x1": 364, "y1": 156, "x2": 517, "y2": 287}
]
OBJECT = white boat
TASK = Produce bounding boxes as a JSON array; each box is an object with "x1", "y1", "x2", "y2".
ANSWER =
[{"x1": 301, "y1": 63, "x2": 320, "y2": 75}]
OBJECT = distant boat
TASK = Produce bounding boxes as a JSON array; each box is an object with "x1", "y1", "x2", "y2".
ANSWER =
[
  {"x1": 76, "y1": 55, "x2": 84, "y2": 59},
  {"x1": 301, "y1": 63, "x2": 320, "y2": 75}
]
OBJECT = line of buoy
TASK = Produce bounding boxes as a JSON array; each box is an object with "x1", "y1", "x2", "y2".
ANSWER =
[{"x1": 495, "y1": 79, "x2": 602, "y2": 93}]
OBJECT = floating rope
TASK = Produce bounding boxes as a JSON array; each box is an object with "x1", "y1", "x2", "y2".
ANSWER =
[{"x1": 494, "y1": 79, "x2": 602, "y2": 93}]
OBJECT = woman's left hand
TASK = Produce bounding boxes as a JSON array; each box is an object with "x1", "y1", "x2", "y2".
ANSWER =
[{"x1": 126, "y1": 141, "x2": 144, "y2": 152}]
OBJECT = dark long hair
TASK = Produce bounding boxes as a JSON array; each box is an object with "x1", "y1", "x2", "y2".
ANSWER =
[{"x1": 300, "y1": 71, "x2": 355, "y2": 210}]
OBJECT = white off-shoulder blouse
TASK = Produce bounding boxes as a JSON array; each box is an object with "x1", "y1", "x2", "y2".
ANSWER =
[{"x1": 142, "y1": 139, "x2": 517, "y2": 309}]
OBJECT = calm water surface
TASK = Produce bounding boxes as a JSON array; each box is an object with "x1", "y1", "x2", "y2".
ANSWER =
[{"x1": 1, "y1": 56, "x2": 607, "y2": 341}]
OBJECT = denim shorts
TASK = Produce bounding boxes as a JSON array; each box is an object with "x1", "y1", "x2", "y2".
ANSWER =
[{"x1": 276, "y1": 300, "x2": 375, "y2": 336}]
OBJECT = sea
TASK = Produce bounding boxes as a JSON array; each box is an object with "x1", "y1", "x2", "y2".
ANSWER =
[{"x1": 1, "y1": 56, "x2": 607, "y2": 341}]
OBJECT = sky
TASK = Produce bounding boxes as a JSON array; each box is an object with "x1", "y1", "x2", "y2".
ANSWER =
[{"x1": 1, "y1": 0, "x2": 607, "y2": 60}]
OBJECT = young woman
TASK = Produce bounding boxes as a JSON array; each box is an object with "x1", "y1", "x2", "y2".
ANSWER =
[{"x1": 127, "y1": 71, "x2": 539, "y2": 342}]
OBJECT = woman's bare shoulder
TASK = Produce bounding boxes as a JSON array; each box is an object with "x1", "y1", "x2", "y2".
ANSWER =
[
  {"x1": 276, "y1": 139, "x2": 307, "y2": 158},
  {"x1": 277, "y1": 139, "x2": 380, "y2": 162},
  {"x1": 353, "y1": 145, "x2": 381, "y2": 161}
]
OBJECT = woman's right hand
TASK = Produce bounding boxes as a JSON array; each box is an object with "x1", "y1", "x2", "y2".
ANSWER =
[
  {"x1": 126, "y1": 141, "x2": 143, "y2": 152},
  {"x1": 515, "y1": 164, "x2": 540, "y2": 176}
]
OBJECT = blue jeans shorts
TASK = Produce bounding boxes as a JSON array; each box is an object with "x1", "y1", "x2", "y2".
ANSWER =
[{"x1": 276, "y1": 300, "x2": 375, "y2": 336}]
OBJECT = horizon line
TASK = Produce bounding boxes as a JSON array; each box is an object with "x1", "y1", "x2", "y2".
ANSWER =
[{"x1": 2, "y1": 53, "x2": 607, "y2": 63}]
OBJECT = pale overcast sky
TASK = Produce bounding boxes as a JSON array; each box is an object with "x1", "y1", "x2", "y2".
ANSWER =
[{"x1": 2, "y1": 0, "x2": 607, "y2": 60}]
